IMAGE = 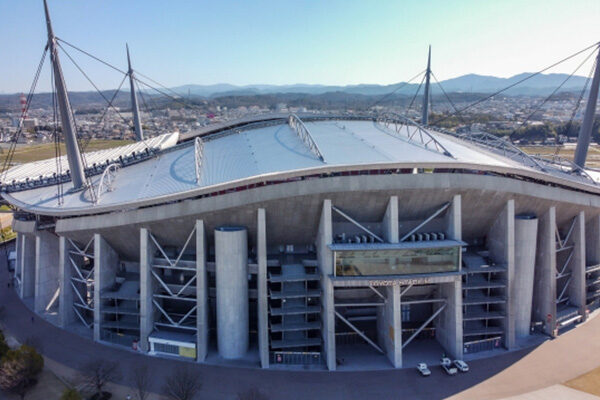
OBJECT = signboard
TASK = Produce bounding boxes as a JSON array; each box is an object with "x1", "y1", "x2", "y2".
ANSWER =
[{"x1": 368, "y1": 277, "x2": 435, "y2": 286}]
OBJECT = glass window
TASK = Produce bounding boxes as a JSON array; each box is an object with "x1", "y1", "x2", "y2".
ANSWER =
[{"x1": 334, "y1": 246, "x2": 460, "y2": 276}]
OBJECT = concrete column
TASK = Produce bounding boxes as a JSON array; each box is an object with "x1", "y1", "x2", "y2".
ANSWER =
[
  {"x1": 382, "y1": 196, "x2": 398, "y2": 243},
  {"x1": 140, "y1": 228, "x2": 156, "y2": 353},
  {"x1": 316, "y1": 199, "x2": 335, "y2": 371},
  {"x1": 533, "y1": 207, "x2": 557, "y2": 337},
  {"x1": 513, "y1": 216, "x2": 538, "y2": 339},
  {"x1": 435, "y1": 279, "x2": 463, "y2": 359},
  {"x1": 488, "y1": 199, "x2": 515, "y2": 349},
  {"x1": 445, "y1": 194, "x2": 462, "y2": 241},
  {"x1": 257, "y1": 209, "x2": 269, "y2": 368},
  {"x1": 586, "y1": 215, "x2": 600, "y2": 265},
  {"x1": 58, "y1": 237, "x2": 76, "y2": 328},
  {"x1": 94, "y1": 234, "x2": 119, "y2": 342},
  {"x1": 19, "y1": 233, "x2": 36, "y2": 300},
  {"x1": 569, "y1": 211, "x2": 587, "y2": 320},
  {"x1": 34, "y1": 230, "x2": 60, "y2": 314},
  {"x1": 195, "y1": 220, "x2": 208, "y2": 362},
  {"x1": 381, "y1": 285, "x2": 402, "y2": 368},
  {"x1": 215, "y1": 227, "x2": 248, "y2": 359}
]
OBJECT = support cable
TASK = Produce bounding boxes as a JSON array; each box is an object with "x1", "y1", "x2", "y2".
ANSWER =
[
  {"x1": 431, "y1": 71, "x2": 468, "y2": 125},
  {"x1": 507, "y1": 49, "x2": 597, "y2": 142},
  {"x1": 1, "y1": 46, "x2": 48, "y2": 182},
  {"x1": 407, "y1": 73, "x2": 426, "y2": 112},
  {"x1": 430, "y1": 41, "x2": 600, "y2": 126},
  {"x1": 368, "y1": 69, "x2": 426, "y2": 109}
]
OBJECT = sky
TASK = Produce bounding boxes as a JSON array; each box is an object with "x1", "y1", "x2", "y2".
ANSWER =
[{"x1": 0, "y1": 0, "x2": 599, "y2": 93}]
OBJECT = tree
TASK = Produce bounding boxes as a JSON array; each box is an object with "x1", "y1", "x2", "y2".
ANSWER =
[
  {"x1": 60, "y1": 387, "x2": 83, "y2": 400},
  {"x1": 237, "y1": 387, "x2": 269, "y2": 400},
  {"x1": 163, "y1": 366, "x2": 201, "y2": 400},
  {"x1": 131, "y1": 363, "x2": 153, "y2": 400},
  {"x1": 0, "y1": 330, "x2": 9, "y2": 359},
  {"x1": 77, "y1": 359, "x2": 121, "y2": 400},
  {"x1": 0, "y1": 345, "x2": 44, "y2": 400}
]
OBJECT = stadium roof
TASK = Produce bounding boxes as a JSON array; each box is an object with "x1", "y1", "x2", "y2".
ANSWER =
[{"x1": 3, "y1": 116, "x2": 600, "y2": 216}]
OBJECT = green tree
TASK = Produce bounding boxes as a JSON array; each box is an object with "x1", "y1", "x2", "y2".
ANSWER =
[{"x1": 0, "y1": 345, "x2": 44, "y2": 400}]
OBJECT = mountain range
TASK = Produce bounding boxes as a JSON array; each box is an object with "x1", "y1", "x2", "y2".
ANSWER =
[{"x1": 170, "y1": 72, "x2": 590, "y2": 98}]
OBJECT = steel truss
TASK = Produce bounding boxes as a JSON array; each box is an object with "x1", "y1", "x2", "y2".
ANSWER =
[
  {"x1": 194, "y1": 137, "x2": 204, "y2": 184},
  {"x1": 331, "y1": 204, "x2": 384, "y2": 243},
  {"x1": 556, "y1": 217, "x2": 577, "y2": 304},
  {"x1": 400, "y1": 202, "x2": 450, "y2": 242},
  {"x1": 68, "y1": 237, "x2": 94, "y2": 328},
  {"x1": 375, "y1": 113, "x2": 453, "y2": 157},
  {"x1": 94, "y1": 163, "x2": 120, "y2": 204},
  {"x1": 288, "y1": 114, "x2": 325, "y2": 161},
  {"x1": 149, "y1": 228, "x2": 198, "y2": 332}
]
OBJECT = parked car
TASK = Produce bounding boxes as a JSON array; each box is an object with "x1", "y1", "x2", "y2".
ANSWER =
[
  {"x1": 417, "y1": 362, "x2": 431, "y2": 376},
  {"x1": 441, "y1": 357, "x2": 457, "y2": 375},
  {"x1": 454, "y1": 360, "x2": 469, "y2": 372}
]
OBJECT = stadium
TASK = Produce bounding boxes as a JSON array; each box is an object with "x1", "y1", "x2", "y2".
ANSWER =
[{"x1": 4, "y1": 0, "x2": 600, "y2": 371}]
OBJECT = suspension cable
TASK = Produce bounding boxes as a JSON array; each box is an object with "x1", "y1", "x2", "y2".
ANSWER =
[
  {"x1": 430, "y1": 41, "x2": 600, "y2": 126},
  {"x1": 368, "y1": 69, "x2": 426, "y2": 109},
  {"x1": 407, "y1": 73, "x2": 426, "y2": 112},
  {"x1": 1, "y1": 46, "x2": 48, "y2": 182},
  {"x1": 507, "y1": 48, "x2": 597, "y2": 142},
  {"x1": 431, "y1": 71, "x2": 467, "y2": 125},
  {"x1": 56, "y1": 37, "x2": 127, "y2": 75}
]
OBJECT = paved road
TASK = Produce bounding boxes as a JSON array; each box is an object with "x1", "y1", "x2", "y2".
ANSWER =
[{"x1": 1, "y1": 241, "x2": 599, "y2": 400}]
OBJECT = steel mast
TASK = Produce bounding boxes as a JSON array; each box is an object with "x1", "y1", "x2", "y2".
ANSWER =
[
  {"x1": 43, "y1": 0, "x2": 87, "y2": 190},
  {"x1": 421, "y1": 45, "x2": 432, "y2": 126},
  {"x1": 127, "y1": 44, "x2": 144, "y2": 141},
  {"x1": 573, "y1": 45, "x2": 600, "y2": 170}
]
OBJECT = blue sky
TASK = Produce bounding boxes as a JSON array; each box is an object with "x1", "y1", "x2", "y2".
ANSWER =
[{"x1": 0, "y1": 0, "x2": 599, "y2": 93}]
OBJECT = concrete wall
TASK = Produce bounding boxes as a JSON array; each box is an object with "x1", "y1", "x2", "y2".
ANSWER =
[
  {"x1": 34, "y1": 230, "x2": 60, "y2": 314},
  {"x1": 487, "y1": 200, "x2": 515, "y2": 349},
  {"x1": 586, "y1": 215, "x2": 600, "y2": 265},
  {"x1": 513, "y1": 216, "x2": 538, "y2": 338},
  {"x1": 196, "y1": 220, "x2": 209, "y2": 362},
  {"x1": 445, "y1": 194, "x2": 462, "y2": 241},
  {"x1": 214, "y1": 227, "x2": 249, "y2": 359},
  {"x1": 256, "y1": 209, "x2": 269, "y2": 368},
  {"x1": 139, "y1": 228, "x2": 156, "y2": 353},
  {"x1": 94, "y1": 234, "x2": 119, "y2": 342},
  {"x1": 568, "y1": 212, "x2": 586, "y2": 319},
  {"x1": 19, "y1": 233, "x2": 36, "y2": 299},
  {"x1": 58, "y1": 237, "x2": 76, "y2": 328},
  {"x1": 533, "y1": 207, "x2": 557, "y2": 337},
  {"x1": 316, "y1": 199, "x2": 336, "y2": 371},
  {"x1": 379, "y1": 285, "x2": 402, "y2": 367},
  {"x1": 435, "y1": 280, "x2": 463, "y2": 359},
  {"x1": 382, "y1": 196, "x2": 398, "y2": 243}
]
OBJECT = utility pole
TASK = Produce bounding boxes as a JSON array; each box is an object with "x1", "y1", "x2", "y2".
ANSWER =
[
  {"x1": 573, "y1": 45, "x2": 600, "y2": 170},
  {"x1": 127, "y1": 44, "x2": 144, "y2": 141},
  {"x1": 44, "y1": 0, "x2": 87, "y2": 190},
  {"x1": 422, "y1": 45, "x2": 432, "y2": 126}
]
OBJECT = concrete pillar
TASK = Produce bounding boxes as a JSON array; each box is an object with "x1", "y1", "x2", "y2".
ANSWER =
[
  {"x1": 533, "y1": 207, "x2": 557, "y2": 337},
  {"x1": 513, "y1": 216, "x2": 538, "y2": 339},
  {"x1": 94, "y1": 234, "x2": 119, "y2": 342},
  {"x1": 488, "y1": 199, "x2": 515, "y2": 349},
  {"x1": 19, "y1": 233, "x2": 36, "y2": 300},
  {"x1": 569, "y1": 212, "x2": 587, "y2": 320},
  {"x1": 215, "y1": 226, "x2": 248, "y2": 359},
  {"x1": 435, "y1": 279, "x2": 463, "y2": 359},
  {"x1": 586, "y1": 215, "x2": 600, "y2": 265},
  {"x1": 196, "y1": 220, "x2": 208, "y2": 362},
  {"x1": 316, "y1": 199, "x2": 336, "y2": 371},
  {"x1": 34, "y1": 230, "x2": 60, "y2": 314},
  {"x1": 58, "y1": 237, "x2": 76, "y2": 328},
  {"x1": 140, "y1": 228, "x2": 156, "y2": 353},
  {"x1": 445, "y1": 194, "x2": 462, "y2": 241},
  {"x1": 380, "y1": 285, "x2": 402, "y2": 367},
  {"x1": 382, "y1": 196, "x2": 398, "y2": 243},
  {"x1": 257, "y1": 209, "x2": 269, "y2": 368}
]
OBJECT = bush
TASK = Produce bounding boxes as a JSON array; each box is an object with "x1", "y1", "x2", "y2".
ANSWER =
[
  {"x1": 60, "y1": 387, "x2": 83, "y2": 400},
  {"x1": 0, "y1": 330, "x2": 9, "y2": 359}
]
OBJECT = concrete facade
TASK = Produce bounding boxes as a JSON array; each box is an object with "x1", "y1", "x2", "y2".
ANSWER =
[
  {"x1": 214, "y1": 227, "x2": 249, "y2": 359},
  {"x1": 513, "y1": 216, "x2": 538, "y2": 338},
  {"x1": 256, "y1": 209, "x2": 269, "y2": 368},
  {"x1": 139, "y1": 228, "x2": 156, "y2": 353},
  {"x1": 569, "y1": 212, "x2": 587, "y2": 320},
  {"x1": 196, "y1": 220, "x2": 209, "y2": 362},
  {"x1": 18, "y1": 233, "x2": 36, "y2": 300},
  {"x1": 34, "y1": 230, "x2": 60, "y2": 314},
  {"x1": 533, "y1": 207, "x2": 557, "y2": 337}
]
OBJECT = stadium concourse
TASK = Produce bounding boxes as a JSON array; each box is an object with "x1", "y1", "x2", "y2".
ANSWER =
[{"x1": 6, "y1": 112, "x2": 600, "y2": 372}]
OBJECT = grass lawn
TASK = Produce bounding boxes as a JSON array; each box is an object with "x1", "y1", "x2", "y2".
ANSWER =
[
  {"x1": 0, "y1": 140, "x2": 133, "y2": 167},
  {"x1": 520, "y1": 144, "x2": 600, "y2": 168}
]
